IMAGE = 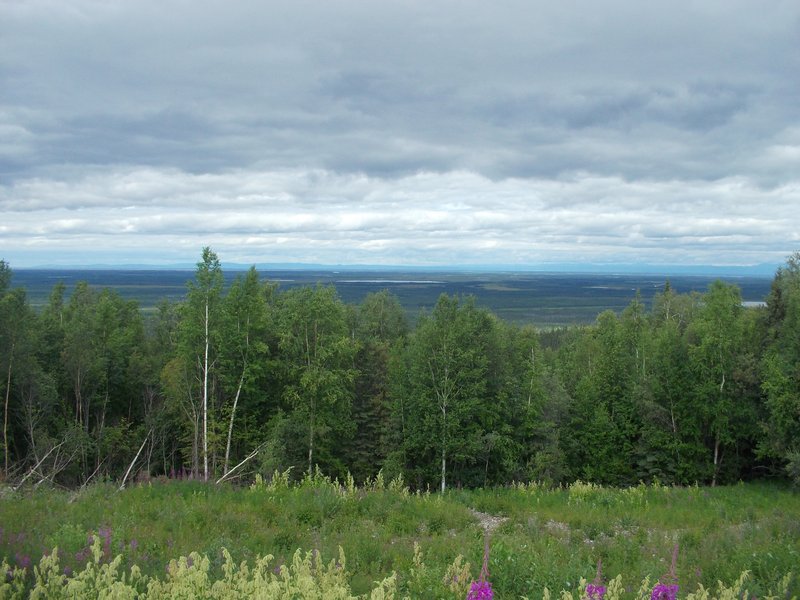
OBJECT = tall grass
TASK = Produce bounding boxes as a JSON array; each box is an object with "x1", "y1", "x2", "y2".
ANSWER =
[{"x1": 1, "y1": 477, "x2": 797, "y2": 598}]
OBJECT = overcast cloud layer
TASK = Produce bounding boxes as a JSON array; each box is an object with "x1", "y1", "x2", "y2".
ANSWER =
[{"x1": 1, "y1": 0, "x2": 798, "y2": 269}]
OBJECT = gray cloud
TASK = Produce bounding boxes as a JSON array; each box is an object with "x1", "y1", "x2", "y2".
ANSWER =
[{"x1": 1, "y1": 0, "x2": 798, "y2": 267}]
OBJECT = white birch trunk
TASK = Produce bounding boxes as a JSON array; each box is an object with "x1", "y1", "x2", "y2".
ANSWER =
[
  {"x1": 203, "y1": 297, "x2": 209, "y2": 482},
  {"x1": 223, "y1": 370, "x2": 245, "y2": 476},
  {"x1": 3, "y1": 344, "x2": 12, "y2": 475}
]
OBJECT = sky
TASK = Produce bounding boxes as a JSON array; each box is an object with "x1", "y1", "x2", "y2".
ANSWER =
[{"x1": 1, "y1": 0, "x2": 799, "y2": 270}]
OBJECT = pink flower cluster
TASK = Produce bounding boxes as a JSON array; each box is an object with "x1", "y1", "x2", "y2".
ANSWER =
[
  {"x1": 467, "y1": 579, "x2": 494, "y2": 599},
  {"x1": 651, "y1": 583, "x2": 679, "y2": 600},
  {"x1": 586, "y1": 583, "x2": 607, "y2": 599}
]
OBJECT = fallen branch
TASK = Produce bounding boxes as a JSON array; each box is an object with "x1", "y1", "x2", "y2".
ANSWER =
[
  {"x1": 216, "y1": 442, "x2": 265, "y2": 485},
  {"x1": 119, "y1": 429, "x2": 152, "y2": 491},
  {"x1": 36, "y1": 445, "x2": 79, "y2": 488},
  {"x1": 80, "y1": 458, "x2": 107, "y2": 491},
  {"x1": 14, "y1": 440, "x2": 65, "y2": 491}
]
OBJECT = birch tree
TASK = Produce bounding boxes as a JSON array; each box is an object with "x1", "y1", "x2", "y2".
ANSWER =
[
  {"x1": 218, "y1": 267, "x2": 271, "y2": 476},
  {"x1": 689, "y1": 281, "x2": 750, "y2": 485},
  {"x1": 1, "y1": 263, "x2": 35, "y2": 476},
  {"x1": 397, "y1": 295, "x2": 490, "y2": 492},
  {"x1": 181, "y1": 247, "x2": 223, "y2": 481}
]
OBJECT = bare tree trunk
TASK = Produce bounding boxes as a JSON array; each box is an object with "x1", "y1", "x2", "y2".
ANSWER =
[
  {"x1": 203, "y1": 298, "x2": 209, "y2": 481},
  {"x1": 120, "y1": 430, "x2": 151, "y2": 490},
  {"x1": 223, "y1": 369, "x2": 245, "y2": 476},
  {"x1": 441, "y1": 444, "x2": 446, "y2": 493},
  {"x1": 308, "y1": 411, "x2": 315, "y2": 475},
  {"x1": 75, "y1": 371, "x2": 82, "y2": 426},
  {"x1": 712, "y1": 435, "x2": 720, "y2": 487},
  {"x1": 526, "y1": 347, "x2": 535, "y2": 408},
  {"x1": 712, "y1": 371, "x2": 725, "y2": 487},
  {"x1": 440, "y1": 403, "x2": 446, "y2": 493},
  {"x1": 3, "y1": 344, "x2": 12, "y2": 476},
  {"x1": 192, "y1": 417, "x2": 199, "y2": 478}
]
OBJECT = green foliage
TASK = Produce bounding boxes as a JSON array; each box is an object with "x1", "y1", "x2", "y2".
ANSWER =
[
  {"x1": 1, "y1": 481, "x2": 798, "y2": 599},
  {"x1": 5, "y1": 251, "x2": 800, "y2": 489},
  {"x1": 277, "y1": 285, "x2": 358, "y2": 477}
]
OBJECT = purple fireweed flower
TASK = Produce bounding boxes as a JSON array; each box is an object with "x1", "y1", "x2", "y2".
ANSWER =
[
  {"x1": 63, "y1": 566, "x2": 73, "y2": 577},
  {"x1": 467, "y1": 580, "x2": 494, "y2": 599},
  {"x1": 586, "y1": 583, "x2": 607, "y2": 600},
  {"x1": 586, "y1": 558, "x2": 605, "y2": 600},
  {"x1": 96, "y1": 527, "x2": 113, "y2": 560},
  {"x1": 14, "y1": 553, "x2": 31, "y2": 570},
  {"x1": 467, "y1": 532, "x2": 494, "y2": 599},
  {"x1": 651, "y1": 543, "x2": 680, "y2": 600},
  {"x1": 129, "y1": 539, "x2": 139, "y2": 551},
  {"x1": 651, "y1": 583, "x2": 679, "y2": 600}
]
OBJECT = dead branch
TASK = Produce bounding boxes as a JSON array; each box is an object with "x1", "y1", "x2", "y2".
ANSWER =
[
  {"x1": 215, "y1": 442, "x2": 266, "y2": 485},
  {"x1": 119, "y1": 429, "x2": 152, "y2": 491},
  {"x1": 14, "y1": 439, "x2": 65, "y2": 491}
]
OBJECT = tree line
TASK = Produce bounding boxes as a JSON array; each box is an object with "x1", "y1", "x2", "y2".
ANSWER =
[{"x1": 1, "y1": 249, "x2": 798, "y2": 489}]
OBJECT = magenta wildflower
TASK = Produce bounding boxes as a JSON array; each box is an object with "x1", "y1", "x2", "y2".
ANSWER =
[
  {"x1": 651, "y1": 544, "x2": 680, "y2": 600},
  {"x1": 14, "y1": 553, "x2": 31, "y2": 570},
  {"x1": 651, "y1": 583, "x2": 679, "y2": 600},
  {"x1": 586, "y1": 559, "x2": 606, "y2": 600},
  {"x1": 587, "y1": 583, "x2": 607, "y2": 600},
  {"x1": 466, "y1": 533, "x2": 493, "y2": 600},
  {"x1": 467, "y1": 580, "x2": 494, "y2": 599}
]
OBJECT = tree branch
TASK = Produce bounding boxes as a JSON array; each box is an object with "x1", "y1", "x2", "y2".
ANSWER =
[
  {"x1": 119, "y1": 429, "x2": 152, "y2": 491},
  {"x1": 216, "y1": 442, "x2": 266, "y2": 485}
]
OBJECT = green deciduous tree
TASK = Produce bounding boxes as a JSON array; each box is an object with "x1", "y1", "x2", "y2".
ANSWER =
[
  {"x1": 218, "y1": 267, "x2": 272, "y2": 476},
  {"x1": 1, "y1": 263, "x2": 38, "y2": 476},
  {"x1": 688, "y1": 281, "x2": 757, "y2": 485},
  {"x1": 393, "y1": 295, "x2": 496, "y2": 491},
  {"x1": 277, "y1": 285, "x2": 357, "y2": 476}
]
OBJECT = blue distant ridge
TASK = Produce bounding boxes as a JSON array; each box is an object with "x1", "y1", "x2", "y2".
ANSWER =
[{"x1": 24, "y1": 262, "x2": 779, "y2": 277}]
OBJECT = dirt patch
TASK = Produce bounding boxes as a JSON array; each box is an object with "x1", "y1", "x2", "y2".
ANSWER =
[{"x1": 468, "y1": 508, "x2": 508, "y2": 534}]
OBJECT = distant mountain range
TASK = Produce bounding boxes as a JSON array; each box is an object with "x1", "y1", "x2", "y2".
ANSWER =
[{"x1": 24, "y1": 262, "x2": 780, "y2": 277}]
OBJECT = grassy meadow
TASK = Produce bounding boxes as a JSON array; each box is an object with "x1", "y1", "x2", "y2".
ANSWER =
[{"x1": 1, "y1": 476, "x2": 797, "y2": 598}]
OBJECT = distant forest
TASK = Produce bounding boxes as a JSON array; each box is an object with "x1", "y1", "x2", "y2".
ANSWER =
[{"x1": 1, "y1": 250, "x2": 799, "y2": 490}]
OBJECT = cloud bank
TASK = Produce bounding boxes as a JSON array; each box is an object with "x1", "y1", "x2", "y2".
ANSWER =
[{"x1": 1, "y1": 0, "x2": 798, "y2": 268}]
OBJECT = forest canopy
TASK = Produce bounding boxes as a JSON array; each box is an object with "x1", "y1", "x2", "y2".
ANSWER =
[{"x1": 1, "y1": 250, "x2": 799, "y2": 490}]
